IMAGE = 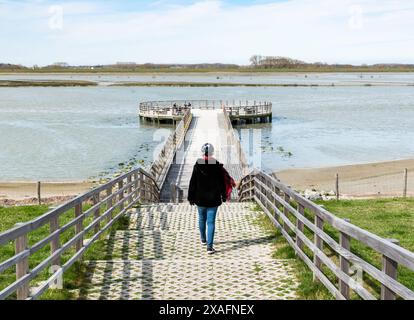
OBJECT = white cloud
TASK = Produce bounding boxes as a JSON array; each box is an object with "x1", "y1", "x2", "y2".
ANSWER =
[{"x1": 1, "y1": 0, "x2": 414, "y2": 66}]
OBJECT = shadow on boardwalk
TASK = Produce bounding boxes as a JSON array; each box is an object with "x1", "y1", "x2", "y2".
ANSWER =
[{"x1": 75, "y1": 203, "x2": 298, "y2": 300}]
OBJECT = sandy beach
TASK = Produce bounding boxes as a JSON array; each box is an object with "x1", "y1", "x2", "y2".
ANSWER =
[
  {"x1": 1, "y1": 158, "x2": 413, "y2": 205},
  {"x1": 274, "y1": 159, "x2": 414, "y2": 198},
  {"x1": 0, "y1": 181, "x2": 94, "y2": 206}
]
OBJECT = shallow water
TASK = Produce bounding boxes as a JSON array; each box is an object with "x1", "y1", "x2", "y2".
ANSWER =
[
  {"x1": 1, "y1": 82, "x2": 414, "y2": 181},
  {"x1": 2, "y1": 72, "x2": 414, "y2": 86}
]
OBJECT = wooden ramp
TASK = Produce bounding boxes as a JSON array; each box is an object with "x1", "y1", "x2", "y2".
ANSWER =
[{"x1": 160, "y1": 109, "x2": 246, "y2": 202}]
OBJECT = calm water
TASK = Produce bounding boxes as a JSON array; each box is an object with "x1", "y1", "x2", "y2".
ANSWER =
[
  {"x1": 2, "y1": 72, "x2": 414, "y2": 85},
  {"x1": 1, "y1": 75, "x2": 414, "y2": 181}
]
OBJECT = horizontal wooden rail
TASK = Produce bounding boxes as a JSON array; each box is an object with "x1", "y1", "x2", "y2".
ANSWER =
[
  {"x1": 149, "y1": 109, "x2": 192, "y2": 189},
  {"x1": 0, "y1": 167, "x2": 159, "y2": 300},
  {"x1": 238, "y1": 170, "x2": 414, "y2": 300},
  {"x1": 222, "y1": 108, "x2": 249, "y2": 180}
]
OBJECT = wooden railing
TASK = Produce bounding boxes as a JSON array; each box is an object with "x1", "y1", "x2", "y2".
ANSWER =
[
  {"x1": 222, "y1": 108, "x2": 249, "y2": 180},
  {"x1": 238, "y1": 170, "x2": 414, "y2": 300},
  {"x1": 0, "y1": 168, "x2": 159, "y2": 300},
  {"x1": 139, "y1": 100, "x2": 272, "y2": 118},
  {"x1": 149, "y1": 109, "x2": 192, "y2": 188}
]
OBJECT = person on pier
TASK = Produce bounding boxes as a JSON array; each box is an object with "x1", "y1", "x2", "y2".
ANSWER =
[{"x1": 188, "y1": 143, "x2": 235, "y2": 254}]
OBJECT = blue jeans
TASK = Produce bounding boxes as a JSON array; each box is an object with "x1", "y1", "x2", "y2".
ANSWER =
[{"x1": 197, "y1": 206, "x2": 218, "y2": 248}]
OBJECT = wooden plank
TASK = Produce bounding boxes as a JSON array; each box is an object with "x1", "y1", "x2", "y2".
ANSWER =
[
  {"x1": 118, "y1": 180, "x2": 124, "y2": 211},
  {"x1": 93, "y1": 194, "x2": 101, "y2": 235},
  {"x1": 74, "y1": 203, "x2": 83, "y2": 252},
  {"x1": 106, "y1": 186, "x2": 113, "y2": 222},
  {"x1": 339, "y1": 219, "x2": 351, "y2": 299},
  {"x1": 381, "y1": 239, "x2": 400, "y2": 300},
  {"x1": 50, "y1": 216, "x2": 60, "y2": 266},
  {"x1": 296, "y1": 204, "x2": 305, "y2": 252},
  {"x1": 314, "y1": 214, "x2": 324, "y2": 281},
  {"x1": 283, "y1": 193, "x2": 290, "y2": 232},
  {"x1": 15, "y1": 225, "x2": 29, "y2": 300}
]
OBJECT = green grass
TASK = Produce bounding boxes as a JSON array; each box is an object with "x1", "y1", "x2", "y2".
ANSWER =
[
  {"x1": 253, "y1": 204, "x2": 333, "y2": 300},
  {"x1": 0, "y1": 204, "x2": 129, "y2": 300},
  {"x1": 316, "y1": 198, "x2": 414, "y2": 296},
  {"x1": 253, "y1": 198, "x2": 414, "y2": 300}
]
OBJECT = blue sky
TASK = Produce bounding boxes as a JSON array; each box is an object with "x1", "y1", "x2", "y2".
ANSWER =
[{"x1": 1, "y1": 0, "x2": 414, "y2": 66}]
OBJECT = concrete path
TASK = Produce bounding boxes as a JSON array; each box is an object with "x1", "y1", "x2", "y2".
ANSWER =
[{"x1": 75, "y1": 202, "x2": 298, "y2": 300}]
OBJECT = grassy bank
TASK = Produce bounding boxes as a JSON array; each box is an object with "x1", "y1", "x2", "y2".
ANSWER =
[
  {"x1": 255, "y1": 197, "x2": 414, "y2": 299},
  {"x1": 0, "y1": 204, "x2": 128, "y2": 300},
  {"x1": 0, "y1": 80, "x2": 98, "y2": 87}
]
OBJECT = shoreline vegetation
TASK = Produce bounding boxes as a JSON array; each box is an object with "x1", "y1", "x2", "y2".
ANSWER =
[
  {"x1": 1, "y1": 79, "x2": 414, "y2": 88},
  {"x1": 0, "y1": 80, "x2": 97, "y2": 87}
]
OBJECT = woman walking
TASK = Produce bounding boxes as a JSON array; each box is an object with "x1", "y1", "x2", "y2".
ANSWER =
[{"x1": 188, "y1": 143, "x2": 234, "y2": 254}]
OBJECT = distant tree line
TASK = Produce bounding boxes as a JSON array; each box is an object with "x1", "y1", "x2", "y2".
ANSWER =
[
  {"x1": 2, "y1": 58, "x2": 414, "y2": 72},
  {"x1": 249, "y1": 55, "x2": 308, "y2": 68},
  {"x1": 248, "y1": 55, "x2": 414, "y2": 70}
]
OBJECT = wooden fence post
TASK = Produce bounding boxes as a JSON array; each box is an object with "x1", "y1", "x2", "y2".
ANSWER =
[
  {"x1": 127, "y1": 175, "x2": 132, "y2": 204},
  {"x1": 313, "y1": 214, "x2": 324, "y2": 281},
  {"x1": 37, "y1": 181, "x2": 41, "y2": 205},
  {"x1": 133, "y1": 172, "x2": 139, "y2": 202},
  {"x1": 75, "y1": 203, "x2": 83, "y2": 252},
  {"x1": 139, "y1": 174, "x2": 146, "y2": 203},
  {"x1": 335, "y1": 173, "x2": 339, "y2": 201},
  {"x1": 50, "y1": 216, "x2": 60, "y2": 266},
  {"x1": 339, "y1": 218, "x2": 351, "y2": 299},
  {"x1": 118, "y1": 180, "x2": 124, "y2": 211},
  {"x1": 93, "y1": 194, "x2": 101, "y2": 235},
  {"x1": 15, "y1": 223, "x2": 29, "y2": 300},
  {"x1": 106, "y1": 185, "x2": 113, "y2": 222},
  {"x1": 403, "y1": 168, "x2": 408, "y2": 198},
  {"x1": 381, "y1": 239, "x2": 400, "y2": 300},
  {"x1": 283, "y1": 193, "x2": 290, "y2": 232},
  {"x1": 296, "y1": 204, "x2": 305, "y2": 253}
]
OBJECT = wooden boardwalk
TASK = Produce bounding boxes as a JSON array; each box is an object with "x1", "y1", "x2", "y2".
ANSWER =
[{"x1": 160, "y1": 109, "x2": 246, "y2": 202}]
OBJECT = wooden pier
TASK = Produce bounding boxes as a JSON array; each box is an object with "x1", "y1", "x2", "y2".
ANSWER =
[
  {"x1": 1, "y1": 101, "x2": 414, "y2": 301},
  {"x1": 139, "y1": 100, "x2": 273, "y2": 125}
]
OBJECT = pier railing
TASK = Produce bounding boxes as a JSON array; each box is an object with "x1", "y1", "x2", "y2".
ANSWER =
[
  {"x1": 0, "y1": 168, "x2": 159, "y2": 300},
  {"x1": 139, "y1": 100, "x2": 272, "y2": 118},
  {"x1": 149, "y1": 109, "x2": 193, "y2": 188},
  {"x1": 222, "y1": 108, "x2": 249, "y2": 180},
  {"x1": 238, "y1": 170, "x2": 414, "y2": 300}
]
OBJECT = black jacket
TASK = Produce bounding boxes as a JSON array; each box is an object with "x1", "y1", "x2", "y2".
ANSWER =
[{"x1": 188, "y1": 158, "x2": 226, "y2": 207}]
